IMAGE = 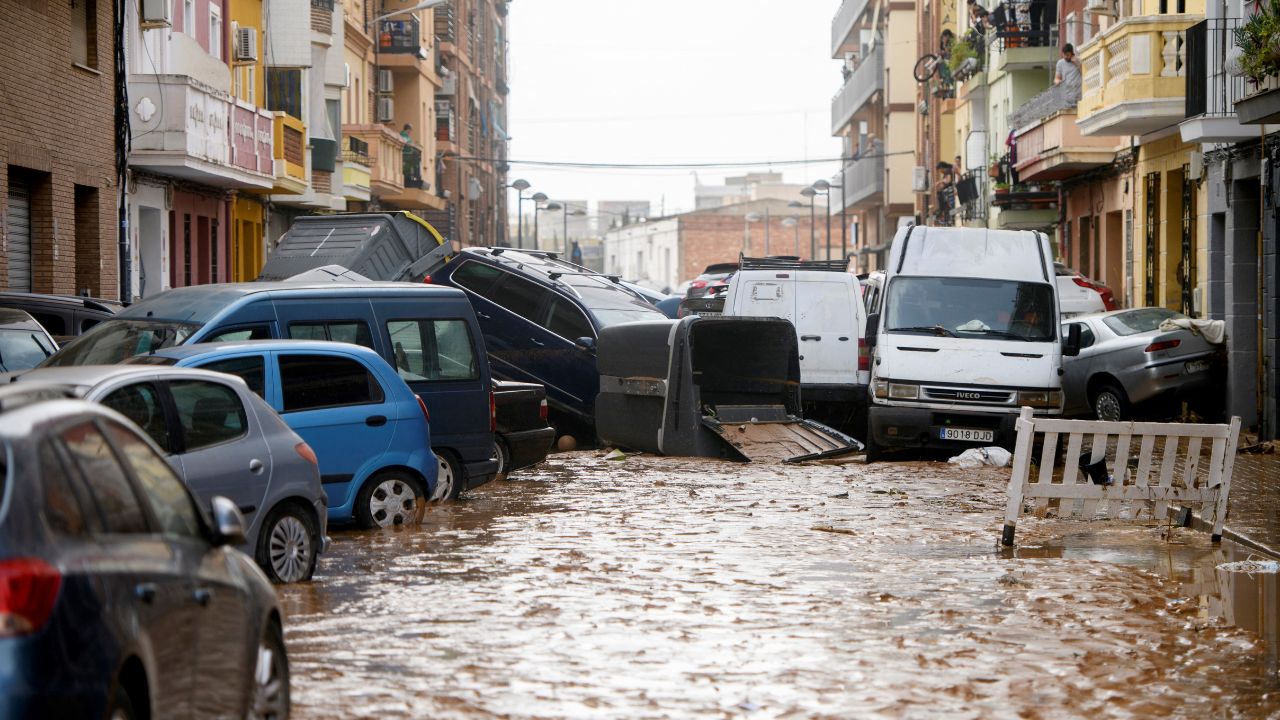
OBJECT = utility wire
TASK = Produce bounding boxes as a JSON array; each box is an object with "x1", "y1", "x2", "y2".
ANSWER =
[{"x1": 450, "y1": 151, "x2": 911, "y2": 170}]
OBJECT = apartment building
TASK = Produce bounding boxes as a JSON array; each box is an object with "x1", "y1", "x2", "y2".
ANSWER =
[{"x1": 1, "y1": 0, "x2": 119, "y2": 298}]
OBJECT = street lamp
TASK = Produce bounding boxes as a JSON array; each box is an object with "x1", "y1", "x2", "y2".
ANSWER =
[
  {"x1": 510, "y1": 178, "x2": 530, "y2": 248},
  {"x1": 799, "y1": 187, "x2": 817, "y2": 259},
  {"x1": 560, "y1": 206, "x2": 587, "y2": 255},
  {"x1": 531, "y1": 193, "x2": 550, "y2": 250},
  {"x1": 744, "y1": 212, "x2": 761, "y2": 254},
  {"x1": 807, "y1": 184, "x2": 832, "y2": 261},
  {"x1": 814, "y1": 177, "x2": 846, "y2": 262},
  {"x1": 781, "y1": 216, "x2": 799, "y2": 256}
]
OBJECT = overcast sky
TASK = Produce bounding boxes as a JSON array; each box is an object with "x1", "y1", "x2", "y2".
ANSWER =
[{"x1": 505, "y1": 0, "x2": 843, "y2": 217}]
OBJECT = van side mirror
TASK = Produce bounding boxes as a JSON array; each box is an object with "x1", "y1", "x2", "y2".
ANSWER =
[
  {"x1": 1063, "y1": 323, "x2": 1082, "y2": 357},
  {"x1": 865, "y1": 313, "x2": 880, "y2": 348},
  {"x1": 574, "y1": 336, "x2": 597, "y2": 355}
]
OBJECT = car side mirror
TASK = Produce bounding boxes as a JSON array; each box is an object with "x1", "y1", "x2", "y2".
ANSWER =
[
  {"x1": 1062, "y1": 323, "x2": 1082, "y2": 357},
  {"x1": 865, "y1": 313, "x2": 880, "y2": 348},
  {"x1": 209, "y1": 496, "x2": 247, "y2": 547},
  {"x1": 574, "y1": 336, "x2": 597, "y2": 355}
]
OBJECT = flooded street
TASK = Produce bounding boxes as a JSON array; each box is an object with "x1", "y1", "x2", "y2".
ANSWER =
[{"x1": 279, "y1": 452, "x2": 1280, "y2": 719}]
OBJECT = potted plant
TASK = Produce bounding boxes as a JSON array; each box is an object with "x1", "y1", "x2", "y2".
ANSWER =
[
  {"x1": 948, "y1": 39, "x2": 980, "y2": 80},
  {"x1": 1234, "y1": 0, "x2": 1280, "y2": 86}
]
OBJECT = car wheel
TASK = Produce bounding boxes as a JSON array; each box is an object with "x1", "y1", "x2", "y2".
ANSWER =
[
  {"x1": 256, "y1": 504, "x2": 318, "y2": 584},
  {"x1": 249, "y1": 621, "x2": 290, "y2": 720},
  {"x1": 863, "y1": 438, "x2": 883, "y2": 463},
  {"x1": 1091, "y1": 383, "x2": 1129, "y2": 422},
  {"x1": 355, "y1": 472, "x2": 424, "y2": 528},
  {"x1": 494, "y1": 438, "x2": 512, "y2": 479},
  {"x1": 432, "y1": 451, "x2": 464, "y2": 502},
  {"x1": 107, "y1": 683, "x2": 139, "y2": 720}
]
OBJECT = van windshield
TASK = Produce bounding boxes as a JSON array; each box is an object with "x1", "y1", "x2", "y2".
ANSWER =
[
  {"x1": 885, "y1": 277, "x2": 1056, "y2": 342},
  {"x1": 42, "y1": 319, "x2": 198, "y2": 367}
]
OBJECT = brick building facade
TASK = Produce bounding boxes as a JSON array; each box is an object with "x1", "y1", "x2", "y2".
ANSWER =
[{"x1": 1, "y1": 0, "x2": 119, "y2": 298}]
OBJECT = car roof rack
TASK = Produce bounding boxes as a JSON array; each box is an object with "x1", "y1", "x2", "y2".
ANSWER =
[{"x1": 738, "y1": 254, "x2": 847, "y2": 272}]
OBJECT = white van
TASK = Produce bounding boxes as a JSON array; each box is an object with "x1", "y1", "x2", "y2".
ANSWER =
[
  {"x1": 864, "y1": 226, "x2": 1081, "y2": 461},
  {"x1": 721, "y1": 257, "x2": 869, "y2": 436}
]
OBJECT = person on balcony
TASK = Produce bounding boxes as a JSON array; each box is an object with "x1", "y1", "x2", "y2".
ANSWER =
[
  {"x1": 400, "y1": 123, "x2": 423, "y2": 187},
  {"x1": 1055, "y1": 44, "x2": 1081, "y2": 86}
]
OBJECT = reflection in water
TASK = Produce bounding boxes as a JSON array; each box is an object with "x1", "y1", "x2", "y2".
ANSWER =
[{"x1": 280, "y1": 453, "x2": 1280, "y2": 718}]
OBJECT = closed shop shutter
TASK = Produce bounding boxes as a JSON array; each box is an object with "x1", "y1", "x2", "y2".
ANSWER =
[{"x1": 7, "y1": 179, "x2": 32, "y2": 292}]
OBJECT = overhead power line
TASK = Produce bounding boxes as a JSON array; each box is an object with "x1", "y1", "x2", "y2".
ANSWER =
[{"x1": 451, "y1": 151, "x2": 912, "y2": 171}]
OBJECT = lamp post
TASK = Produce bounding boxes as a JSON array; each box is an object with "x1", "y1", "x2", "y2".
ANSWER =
[
  {"x1": 781, "y1": 217, "x2": 798, "y2": 256},
  {"x1": 510, "y1": 178, "x2": 530, "y2": 249},
  {"x1": 799, "y1": 187, "x2": 817, "y2": 259},
  {"x1": 744, "y1": 212, "x2": 761, "y2": 255},
  {"x1": 561, "y1": 206, "x2": 586, "y2": 255},
  {"x1": 814, "y1": 177, "x2": 845, "y2": 262},
  {"x1": 531, "y1": 193, "x2": 550, "y2": 250},
  {"x1": 808, "y1": 184, "x2": 832, "y2": 260}
]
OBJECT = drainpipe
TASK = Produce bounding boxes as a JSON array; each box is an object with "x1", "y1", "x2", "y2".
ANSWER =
[{"x1": 115, "y1": 0, "x2": 131, "y2": 302}]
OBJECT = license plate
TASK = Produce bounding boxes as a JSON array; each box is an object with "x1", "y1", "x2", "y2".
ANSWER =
[
  {"x1": 939, "y1": 427, "x2": 995, "y2": 443},
  {"x1": 1184, "y1": 359, "x2": 1210, "y2": 374}
]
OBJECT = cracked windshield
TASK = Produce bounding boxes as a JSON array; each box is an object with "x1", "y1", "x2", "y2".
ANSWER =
[{"x1": 1, "y1": 0, "x2": 1277, "y2": 718}]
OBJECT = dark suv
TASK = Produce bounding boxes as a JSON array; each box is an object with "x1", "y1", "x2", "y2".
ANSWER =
[
  {"x1": 431, "y1": 249, "x2": 667, "y2": 435},
  {"x1": 0, "y1": 293, "x2": 122, "y2": 345}
]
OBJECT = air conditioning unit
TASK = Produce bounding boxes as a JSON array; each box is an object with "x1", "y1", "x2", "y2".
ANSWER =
[
  {"x1": 378, "y1": 69, "x2": 394, "y2": 93},
  {"x1": 1086, "y1": 0, "x2": 1115, "y2": 15},
  {"x1": 911, "y1": 166, "x2": 929, "y2": 193},
  {"x1": 140, "y1": 0, "x2": 172, "y2": 27},
  {"x1": 377, "y1": 97, "x2": 395, "y2": 123},
  {"x1": 234, "y1": 27, "x2": 258, "y2": 63}
]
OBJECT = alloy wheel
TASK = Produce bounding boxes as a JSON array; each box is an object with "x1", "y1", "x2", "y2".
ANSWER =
[
  {"x1": 268, "y1": 516, "x2": 312, "y2": 583},
  {"x1": 249, "y1": 634, "x2": 288, "y2": 720},
  {"x1": 369, "y1": 478, "x2": 418, "y2": 527}
]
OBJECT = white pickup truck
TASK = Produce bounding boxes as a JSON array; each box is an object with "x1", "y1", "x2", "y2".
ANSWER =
[{"x1": 864, "y1": 226, "x2": 1082, "y2": 461}]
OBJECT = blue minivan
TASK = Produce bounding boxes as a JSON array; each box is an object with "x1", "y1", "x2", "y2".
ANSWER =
[{"x1": 43, "y1": 282, "x2": 498, "y2": 497}]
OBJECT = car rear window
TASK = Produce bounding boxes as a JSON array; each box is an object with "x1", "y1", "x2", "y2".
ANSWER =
[
  {"x1": 198, "y1": 356, "x2": 267, "y2": 398},
  {"x1": 1102, "y1": 308, "x2": 1182, "y2": 336},
  {"x1": 279, "y1": 354, "x2": 385, "y2": 412}
]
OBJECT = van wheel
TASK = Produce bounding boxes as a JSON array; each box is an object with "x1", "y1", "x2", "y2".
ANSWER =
[
  {"x1": 432, "y1": 451, "x2": 464, "y2": 501},
  {"x1": 1091, "y1": 383, "x2": 1129, "y2": 422},
  {"x1": 355, "y1": 472, "x2": 424, "y2": 528},
  {"x1": 256, "y1": 504, "x2": 318, "y2": 584}
]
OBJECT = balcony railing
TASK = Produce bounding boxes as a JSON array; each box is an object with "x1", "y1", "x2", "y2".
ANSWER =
[
  {"x1": 831, "y1": 0, "x2": 871, "y2": 57},
  {"x1": 403, "y1": 142, "x2": 425, "y2": 189},
  {"x1": 1010, "y1": 77, "x2": 1081, "y2": 128},
  {"x1": 831, "y1": 44, "x2": 884, "y2": 135},
  {"x1": 1077, "y1": 13, "x2": 1194, "y2": 136},
  {"x1": 1184, "y1": 18, "x2": 1245, "y2": 118},
  {"x1": 838, "y1": 142, "x2": 884, "y2": 211},
  {"x1": 379, "y1": 15, "x2": 421, "y2": 54},
  {"x1": 273, "y1": 113, "x2": 307, "y2": 183},
  {"x1": 310, "y1": 0, "x2": 334, "y2": 9},
  {"x1": 991, "y1": 1, "x2": 1056, "y2": 50},
  {"x1": 346, "y1": 124, "x2": 405, "y2": 195},
  {"x1": 340, "y1": 135, "x2": 370, "y2": 166}
]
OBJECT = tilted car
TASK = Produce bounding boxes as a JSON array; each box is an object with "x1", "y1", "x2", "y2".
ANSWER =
[
  {"x1": 1, "y1": 365, "x2": 329, "y2": 583},
  {"x1": 1061, "y1": 308, "x2": 1222, "y2": 421},
  {"x1": 0, "y1": 292, "x2": 122, "y2": 345},
  {"x1": 1054, "y1": 262, "x2": 1117, "y2": 318},
  {"x1": 0, "y1": 384, "x2": 288, "y2": 719}
]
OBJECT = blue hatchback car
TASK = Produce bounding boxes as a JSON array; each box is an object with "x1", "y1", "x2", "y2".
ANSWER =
[{"x1": 128, "y1": 341, "x2": 438, "y2": 528}]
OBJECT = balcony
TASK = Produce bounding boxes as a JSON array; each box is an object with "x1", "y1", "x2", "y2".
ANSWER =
[
  {"x1": 340, "y1": 135, "x2": 372, "y2": 203},
  {"x1": 379, "y1": 16, "x2": 423, "y2": 56},
  {"x1": 1077, "y1": 13, "x2": 1199, "y2": 136},
  {"x1": 382, "y1": 142, "x2": 446, "y2": 210},
  {"x1": 992, "y1": 3, "x2": 1057, "y2": 72},
  {"x1": 128, "y1": 74, "x2": 275, "y2": 190},
  {"x1": 831, "y1": 0, "x2": 871, "y2": 58},
  {"x1": 345, "y1": 124, "x2": 406, "y2": 197},
  {"x1": 272, "y1": 113, "x2": 308, "y2": 195},
  {"x1": 835, "y1": 147, "x2": 884, "y2": 212},
  {"x1": 1013, "y1": 80, "x2": 1118, "y2": 181},
  {"x1": 1189, "y1": 18, "x2": 1280, "y2": 131},
  {"x1": 831, "y1": 44, "x2": 883, "y2": 135}
]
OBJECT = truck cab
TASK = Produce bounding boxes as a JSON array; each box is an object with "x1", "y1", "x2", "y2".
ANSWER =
[{"x1": 864, "y1": 226, "x2": 1080, "y2": 460}]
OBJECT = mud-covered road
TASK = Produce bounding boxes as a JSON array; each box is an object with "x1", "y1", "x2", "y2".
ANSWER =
[{"x1": 279, "y1": 452, "x2": 1280, "y2": 719}]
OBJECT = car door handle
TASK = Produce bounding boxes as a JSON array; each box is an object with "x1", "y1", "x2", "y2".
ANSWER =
[
  {"x1": 192, "y1": 587, "x2": 213, "y2": 607},
  {"x1": 366, "y1": 415, "x2": 388, "y2": 427},
  {"x1": 531, "y1": 338, "x2": 546, "y2": 347},
  {"x1": 135, "y1": 582, "x2": 156, "y2": 604},
  {"x1": 477, "y1": 311, "x2": 491, "y2": 320},
  {"x1": 248, "y1": 458, "x2": 264, "y2": 474},
  {"x1": 801, "y1": 335, "x2": 821, "y2": 341}
]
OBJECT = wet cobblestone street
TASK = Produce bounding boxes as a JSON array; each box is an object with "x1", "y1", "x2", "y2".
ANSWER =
[{"x1": 279, "y1": 452, "x2": 1280, "y2": 719}]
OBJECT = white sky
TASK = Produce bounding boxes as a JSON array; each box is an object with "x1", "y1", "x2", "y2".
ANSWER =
[{"x1": 505, "y1": 0, "x2": 843, "y2": 218}]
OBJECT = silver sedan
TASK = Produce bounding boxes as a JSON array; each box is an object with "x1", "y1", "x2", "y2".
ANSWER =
[{"x1": 1061, "y1": 308, "x2": 1221, "y2": 421}]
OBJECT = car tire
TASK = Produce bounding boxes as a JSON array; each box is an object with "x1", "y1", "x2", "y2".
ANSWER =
[
  {"x1": 256, "y1": 504, "x2": 319, "y2": 584},
  {"x1": 1091, "y1": 383, "x2": 1129, "y2": 422},
  {"x1": 249, "y1": 620, "x2": 290, "y2": 720},
  {"x1": 107, "y1": 682, "x2": 140, "y2": 720},
  {"x1": 863, "y1": 438, "x2": 883, "y2": 463},
  {"x1": 355, "y1": 472, "x2": 425, "y2": 528},
  {"x1": 494, "y1": 438, "x2": 512, "y2": 479},
  {"x1": 432, "y1": 450, "x2": 464, "y2": 501}
]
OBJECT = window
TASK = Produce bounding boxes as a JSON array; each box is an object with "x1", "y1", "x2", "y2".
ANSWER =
[
  {"x1": 450, "y1": 260, "x2": 504, "y2": 295},
  {"x1": 29, "y1": 312, "x2": 66, "y2": 337},
  {"x1": 488, "y1": 274, "x2": 551, "y2": 325},
  {"x1": 387, "y1": 319, "x2": 479, "y2": 382},
  {"x1": 104, "y1": 422, "x2": 201, "y2": 540},
  {"x1": 546, "y1": 299, "x2": 592, "y2": 341},
  {"x1": 40, "y1": 441, "x2": 88, "y2": 537},
  {"x1": 168, "y1": 380, "x2": 248, "y2": 451},
  {"x1": 209, "y1": 4, "x2": 222, "y2": 60},
  {"x1": 267, "y1": 67, "x2": 304, "y2": 119},
  {"x1": 288, "y1": 321, "x2": 374, "y2": 348},
  {"x1": 279, "y1": 354, "x2": 384, "y2": 412},
  {"x1": 70, "y1": 0, "x2": 98, "y2": 68},
  {"x1": 101, "y1": 382, "x2": 171, "y2": 452},
  {"x1": 0, "y1": 329, "x2": 55, "y2": 371},
  {"x1": 183, "y1": 0, "x2": 195, "y2": 35},
  {"x1": 43, "y1": 319, "x2": 197, "y2": 367},
  {"x1": 198, "y1": 355, "x2": 267, "y2": 398},
  {"x1": 1102, "y1": 308, "x2": 1182, "y2": 336},
  {"x1": 203, "y1": 324, "x2": 272, "y2": 343},
  {"x1": 59, "y1": 421, "x2": 149, "y2": 534}
]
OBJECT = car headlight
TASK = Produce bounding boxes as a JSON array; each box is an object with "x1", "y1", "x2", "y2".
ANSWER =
[
  {"x1": 1017, "y1": 390, "x2": 1062, "y2": 409},
  {"x1": 888, "y1": 382, "x2": 920, "y2": 400}
]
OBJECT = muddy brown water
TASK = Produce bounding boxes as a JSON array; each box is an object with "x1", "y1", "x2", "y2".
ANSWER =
[{"x1": 279, "y1": 453, "x2": 1280, "y2": 719}]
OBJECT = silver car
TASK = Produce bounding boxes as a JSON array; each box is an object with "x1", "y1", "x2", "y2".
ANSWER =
[
  {"x1": 1, "y1": 365, "x2": 329, "y2": 583},
  {"x1": 1061, "y1": 308, "x2": 1221, "y2": 421}
]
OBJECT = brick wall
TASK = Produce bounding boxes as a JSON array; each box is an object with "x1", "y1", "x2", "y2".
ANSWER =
[
  {"x1": 678, "y1": 215, "x2": 831, "y2": 282},
  {"x1": 0, "y1": 0, "x2": 118, "y2": 297}
]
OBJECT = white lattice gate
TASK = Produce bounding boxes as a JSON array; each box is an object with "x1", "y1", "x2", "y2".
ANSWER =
[{"x1": 1001, "y1": 407, "x2": 1241, "y2": 546}]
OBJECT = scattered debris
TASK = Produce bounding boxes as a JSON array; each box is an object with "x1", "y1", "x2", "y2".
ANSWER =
[
  {"x1": 603, "y1": 449, "x2": 627, "y2": 461},
  {"x1": 947, "y1": 447, "x2": 1011, "y2": 468},
  {"x1": 1239, "y1": 440, "x2": 1276, "y2": 455},
  {"x1": 829, "y1": 491, "x2": 850, "y2": 498},
  {"x1": 811, "y1": 524, "x2": 858, "y2": 536},
  {"x1": 1217, "y1": 559, "x2": 1280, "y2": 574}
]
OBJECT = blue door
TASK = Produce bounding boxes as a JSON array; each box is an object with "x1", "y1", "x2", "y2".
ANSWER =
[{"x1": 269, "y1": 352, "x2": 395, "y2": 521}]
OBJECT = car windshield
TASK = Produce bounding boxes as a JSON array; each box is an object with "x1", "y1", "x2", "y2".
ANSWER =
[
  {"x1": 576, "y1": 286, "x2": 668, "y2": 328},
  {"x1": 43, "y1": 319, "x2": 198, "y2": 367},
  {"x1": 886, "y1": 276, "x2": 1057, "y2": 342},
  {"x1": 0, "y1": 329, "x2": 56, "y2": 372},
  {"x1": 1102, "y1": 308, "x2": 1183, "y2": 336}
]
